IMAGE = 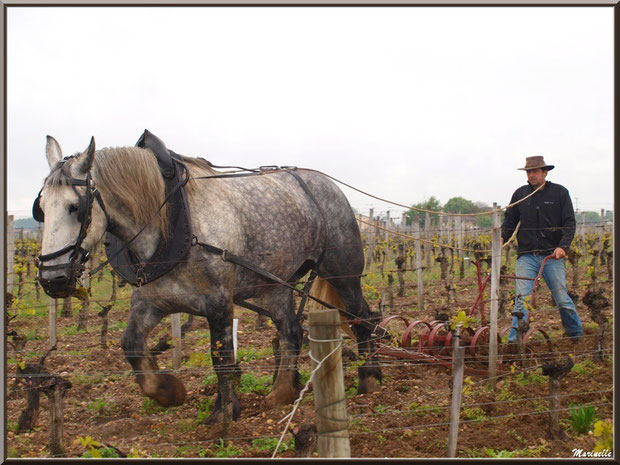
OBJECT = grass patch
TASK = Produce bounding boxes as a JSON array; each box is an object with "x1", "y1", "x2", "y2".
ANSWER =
[
  {"x1": 196, "y1": 398, "x2": 214, "y2": 423},
  {"x1": 572, "y1": 359, "x2": 601, "y2": 376},
  {"x1": 200, "y1": 439, "x2": 243, "y2": 458},
  {"x1": 239, "y1": 373, "x2": 272, "y2": 395},
  {"x1": 141, "y1": 397, "x2": 174, "y2": 415},
  {"x1": 407, "y1": 402, "x2": 441, "y2": 416},
  {"x1": 184, "y1": 352, "x2": 212, "y2": 368},
  {"x1": 513, "y1": 370, "x2": 546, "y2": 386},
  {"x1": 462, "y1": 407, "x2": 486, "y2": 422},
  {"x1": 251, "y1": 436, "x2": 294, "y2": 453},
  {"x1": 108, "y1": 320, "x2": 128, "y2": 331},
  {"x1": 86, "y1": 397, "x2": 119, "y2": 417}
]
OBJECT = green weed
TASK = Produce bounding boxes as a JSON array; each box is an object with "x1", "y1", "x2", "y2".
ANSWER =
[
  {"x1": 141, "y1": 397, "x2": 172, "y2": 415},
  {"x1": 513, "y1": 370, "x2": 546, "y2": 386},
  {"x1": 462, "y1": 407, "x2": 486, "y2": 422},
  {"x1": 211, "y1": 439, "x2": 243, "y2": 458},
  {"x1": 572, "y1": 359, "x2": 601, "y2": 376},
  {"x1": 251, "y1": 436, "x2": 294, "y2": 453},
  {"x1": 568, "y1": 403, "x2": 598, "y2": 434},
  {"x1": 196, "y1": 398, "x2": 214, "y2": 423},
  {"x1": 184, "y1": 352, "x2": 212, "y2": 368},
  {"x1": 239, "y1": 373, "x2": 272, "y2": 395},
  {"x1": 86, "y1": 397, "x2": 118, "y2": 417}
]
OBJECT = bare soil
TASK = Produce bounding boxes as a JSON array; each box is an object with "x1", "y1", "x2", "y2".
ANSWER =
[{"x1": 6, "y1": 267, "x2": 613, "y2": 459}]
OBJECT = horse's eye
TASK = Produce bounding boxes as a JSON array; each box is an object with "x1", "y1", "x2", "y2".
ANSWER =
[{"x1": 68, "y1": 204, "x2": 79, "y2": 214}]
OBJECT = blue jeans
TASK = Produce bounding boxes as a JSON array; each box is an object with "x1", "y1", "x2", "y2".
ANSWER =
[{"x1": 508, "y1": 254, "x2": 582, "y2": 342}]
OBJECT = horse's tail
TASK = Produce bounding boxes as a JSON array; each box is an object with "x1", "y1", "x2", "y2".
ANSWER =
[{"x1": 307, "y1": 278, "x2": 355, "y2": 339}]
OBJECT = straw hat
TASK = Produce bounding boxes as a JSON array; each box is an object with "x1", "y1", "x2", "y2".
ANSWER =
[{"x1": 518, "y1": 156, "x2": 555, "y2": 171}]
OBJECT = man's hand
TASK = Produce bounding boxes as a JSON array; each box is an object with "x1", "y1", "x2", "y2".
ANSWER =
[{"x1": 553, "y1": 247, "x2": 566, "y2": 259}]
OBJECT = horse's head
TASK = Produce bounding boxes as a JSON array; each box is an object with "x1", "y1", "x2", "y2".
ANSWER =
[{"x1": 35, "y1": 136, "x2": 107, "y2": 298}]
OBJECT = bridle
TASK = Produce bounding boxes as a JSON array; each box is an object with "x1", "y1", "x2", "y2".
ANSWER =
[{"x1": 33, "y1": 157, "x2": 108, "y2": 292}]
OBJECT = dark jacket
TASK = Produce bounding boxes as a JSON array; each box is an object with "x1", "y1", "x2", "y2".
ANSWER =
[{"x1": 501, "y1": 181, "x2": 576, "y2": 256}]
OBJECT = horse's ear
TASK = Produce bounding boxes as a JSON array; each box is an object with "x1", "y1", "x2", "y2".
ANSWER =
[
  {"x1": 45, "y1": 136, "x2": 63, "y2": 168},
  {"x1": 74, "y1": 137, "x2": 96, "y2": 175}
]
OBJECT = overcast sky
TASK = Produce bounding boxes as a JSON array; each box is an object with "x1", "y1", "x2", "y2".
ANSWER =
[{"x1": 6, "y1": 6, "x2": 613, "y2": 222}]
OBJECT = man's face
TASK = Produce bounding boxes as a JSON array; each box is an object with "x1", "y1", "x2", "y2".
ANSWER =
[{"x1": 526, "y1": 168, "x2": 547, "y2": 188}]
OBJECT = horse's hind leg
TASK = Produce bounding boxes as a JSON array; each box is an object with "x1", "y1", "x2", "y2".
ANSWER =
[
  {"x1": 322, "y1": 276, "x2": 383, "y2": 394},
  {"x1": 121, "y1": 302, "x2": 187, "y2": 407},
  {"x1": 263, "y1": 287, "x2": 303, "y2": 407}
]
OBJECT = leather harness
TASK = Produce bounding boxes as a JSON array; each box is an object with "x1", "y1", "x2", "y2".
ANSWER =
[
  {"x1": 100, "y1": 130, "x2": 334, "y2": 324},
  {"x1": 35, "y1": 130, "x2": 374, "y2": 331}
]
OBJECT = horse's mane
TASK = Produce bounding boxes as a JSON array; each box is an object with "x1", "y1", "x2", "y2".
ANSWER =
[
  {"x1": 44, "y1": 148, "x2": 219, "y2": 238},
  {"x1": 93, "y1": 147, "x2": 171, "y2": 236}
]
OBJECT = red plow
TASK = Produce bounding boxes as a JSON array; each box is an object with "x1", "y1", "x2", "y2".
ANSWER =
[{"x1": 374, "y1": 256, "x2": 556, "y2": 377}]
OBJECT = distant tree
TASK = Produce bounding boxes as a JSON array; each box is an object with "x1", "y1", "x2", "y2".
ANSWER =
[
  {"x1": 474, "y1": 202, "x2": 493, "y2": 228},
  {"x1": 577, "y1": 211, "x2": 601, "y2": 225},
  {"x1": 405, "y1": 196, "x2": 442, "y2": 228},
  {"x1": 444, "y1": 196, "x2": 478, "y2": 214}
]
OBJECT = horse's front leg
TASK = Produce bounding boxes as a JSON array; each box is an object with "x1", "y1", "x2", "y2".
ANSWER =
[
  {"x1": 121, "y1": 301, "x2": 187, "y2": 407},
  {"x1": 203, "y1": 298, "x2": 241, "y2": 426}
]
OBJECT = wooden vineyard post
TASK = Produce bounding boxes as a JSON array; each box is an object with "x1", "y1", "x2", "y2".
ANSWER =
[
  {"x1": 172, "y1": 313, "x2": 182, "y2": 369},
  {"x1": 488, "y1": 203, "x2": 501, "y2": 389},
  {"x1": 7, "y1": 214, "x2": 15, "y2": 294},
  {"x1": 425, "y1": 211, "x2": 431, "y2": 270},
  {"x1": 456, "y1": 215, "x2": 463, "y2": 258},
  {"x1": 308, "y1": 308, "x2": 350, "y2": 458},
  {"x1": 365, "y1": 208, "x2": 375, "y2": 270},
  {"x1": 447, "y1": 325, "x2": 465, "y2": 458},
  {"x1": 49, "y1": 298, "x2": 58, "y2": 349},
  {"x1": 413, "y1": 222, "x2": 424, "y2": 311}
]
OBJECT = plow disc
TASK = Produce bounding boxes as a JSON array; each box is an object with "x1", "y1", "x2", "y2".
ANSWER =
[{"x1": 375, "y1": 314, "x2": 553, "y2": 377}]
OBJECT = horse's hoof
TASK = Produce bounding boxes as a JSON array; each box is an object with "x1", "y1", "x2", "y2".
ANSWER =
[
  {"x1": 203, "y1": 409, "x2": 223, "y2": 425},
  {"x1": 149, "y1": 373, "x2": 187, "y2": 407},
  {"x1": 357, "y1": 375, "x2": 381, "y2": 394},
  {"x1": 202, "y1": 403, "x2": 241, "y2": 424},
  {"x1": 265, "y1": 386, "x2": 299, "y2": 407}
]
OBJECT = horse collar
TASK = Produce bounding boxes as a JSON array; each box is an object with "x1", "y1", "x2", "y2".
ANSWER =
[{"x1": 103, "y1": 130, "x2": 193, "y2": 286}]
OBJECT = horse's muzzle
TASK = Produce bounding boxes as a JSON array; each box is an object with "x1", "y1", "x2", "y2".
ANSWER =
[{"x1": 38, "y1": 263, "x2": 82, "y2": 298}]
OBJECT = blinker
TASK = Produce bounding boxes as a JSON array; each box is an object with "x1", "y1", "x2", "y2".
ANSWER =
[
  {"x1": 32, "y1": 190, "x2": 88, "y2": 223},
  {"x1": 33, "y1": 190, "x2": 44, "y2": 223}
]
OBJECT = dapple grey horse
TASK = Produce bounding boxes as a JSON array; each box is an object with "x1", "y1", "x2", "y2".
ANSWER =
[{"x1": 35, "y1": 134, "x2": 382, "y2": 426}]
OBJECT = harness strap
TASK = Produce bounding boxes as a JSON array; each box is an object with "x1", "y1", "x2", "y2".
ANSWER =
[
  {"x1": 232, "y1": 297, "x2": 273, "y2": 319},
  {"x1": 193, "y1": 238, "x2": 376, "y2": 333}
]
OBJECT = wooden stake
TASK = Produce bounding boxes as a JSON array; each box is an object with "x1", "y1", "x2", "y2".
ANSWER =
[
  {"x1": 308, "y1": 308, "x2": 350, "y2": 458},
  {"x1": 425, "y1": 211, "x2": 431, "y2": 270},
  {"x1": 49, "y1": 298, "x2": 58, "y2": 350},
  {"x1": 488, "y1": 203, "x2": 501, "y2": 389},
  {"x1": 414, "y1": 222, "x2": 424, "y2": 311},
  {"x1": 365, "y1": 208, "x2": 375, "y2": 270},
  {"x1": 447, "y1": 326, "x2": 465, "y2": 458},
  {"x1": 172, "y1": 313, "x2": 182, "y2": 370},
  {"x1": 7, "y1": 215, "x2": 15, "y2": 294}
]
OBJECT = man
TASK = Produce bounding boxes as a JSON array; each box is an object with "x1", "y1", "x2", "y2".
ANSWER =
[{"x1": 501, "y1": 156, "x2": 583, "y2": 344}]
